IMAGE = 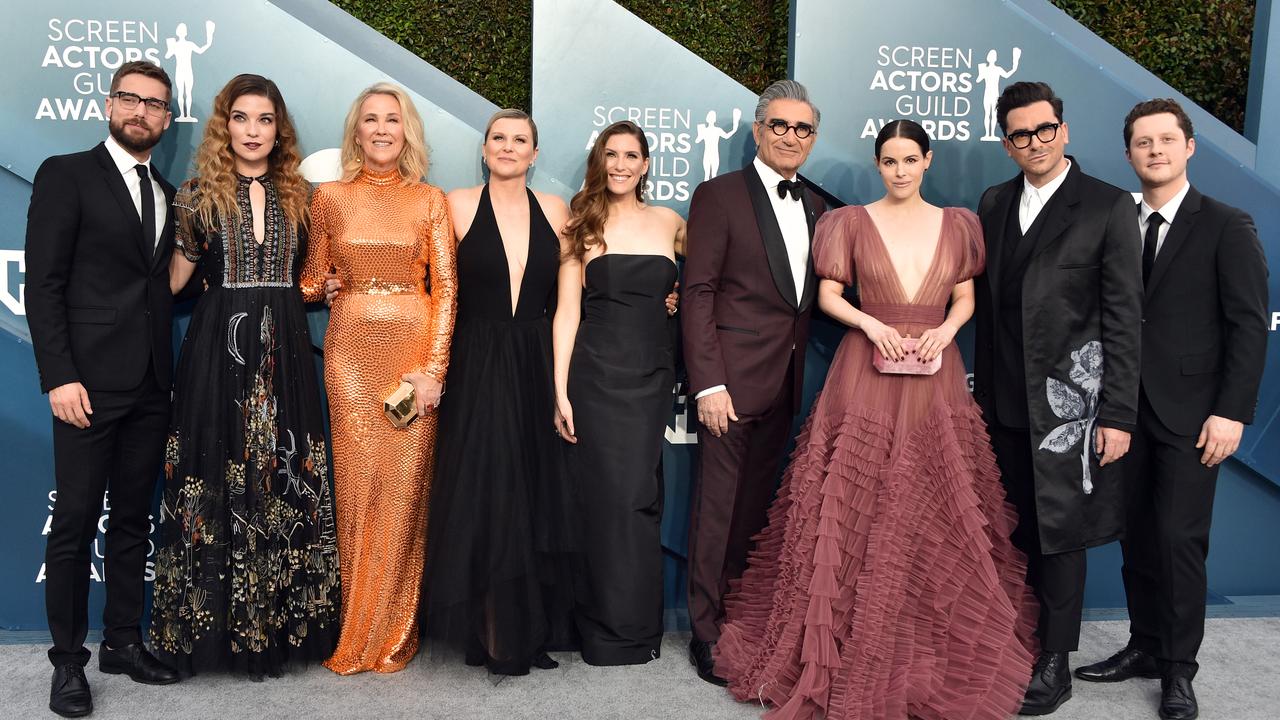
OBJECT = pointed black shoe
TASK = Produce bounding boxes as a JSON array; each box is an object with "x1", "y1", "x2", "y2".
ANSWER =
[
  {"x1": 1019, "y1": 652, "x2": 1072, "y2": 715},
  {"x1": 98, "y1": 643, "x2": 180, "y2": 685},
  {"x1": 1159, "y1": 676, "x2": 1198, "y2": 720},
  {"x1": 688, "y1": 638, "x2": 727, "y2": 686},
  {"x1": 49, "y1": 664, "x2": 92, "y2": 718},
  {"x1": 1075, "y1": 646, "x2": 1160, "y2": 682}
]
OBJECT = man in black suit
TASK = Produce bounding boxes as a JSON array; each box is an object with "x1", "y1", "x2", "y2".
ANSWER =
[
  {"x1": 973, "y1": 81, "x2": 1143, "y2": 715},
  {"x1": 1074, "y1": 99, "x2": 1268, "y2": 720},
  {"x1": 26, "y1": 60, "x2": 181, "y2": 718}
]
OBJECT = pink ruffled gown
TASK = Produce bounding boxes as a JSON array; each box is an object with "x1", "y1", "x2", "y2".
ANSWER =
[{"x1": 715, "y1": 205, "x2": 1037, "y2": 720}]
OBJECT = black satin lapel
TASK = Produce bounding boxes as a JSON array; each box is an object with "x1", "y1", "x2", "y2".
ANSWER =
[
  {"x1": 798, "y1": 189, "x2": 819, "y2": 312},
  {"x1": 1029, "y1": 166, "x2": 1081, "y2": 261},
  {"x1": 1145, "y1": 187, "x2": 1201, "y2": 299},
  {"x1": 94, "y1": 144, "x2": 148, "y2": 262},
  {"x1": 744, "y1": 164, "x2": 799, "y2": 308},
  {"x1": 151, "y1": 172, "x2": 176, "y2": 268},
  {"x1": 984, "y1": 180, "x2": 1018, "y2": 301}
]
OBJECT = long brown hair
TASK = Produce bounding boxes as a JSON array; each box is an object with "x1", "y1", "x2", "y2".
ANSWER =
[
  {"x1": 563, "y1": 120, "x2": 650, "y2": 259},
  {"x1": 193, "y1": 74, "x2": 309, "y2": 230}
]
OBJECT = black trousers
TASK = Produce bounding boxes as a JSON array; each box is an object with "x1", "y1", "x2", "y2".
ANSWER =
[
  {"x1": 45, "y1": 372, "x2": 168, "y2": 667},
  {"x1": 989, "y1": 423, "x2": 1086, "y2": 653},
  {"x1": 1120, "y1": 391, "x2": 1219, "y2": 678},
  {"x1": 686, "y1": 360, "x2": 795, "y2": 642}
]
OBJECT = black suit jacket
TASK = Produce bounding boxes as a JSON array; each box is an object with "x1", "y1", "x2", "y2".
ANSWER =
[
  {"x1": 683, "y1": 163, "x2": 825, "y2": 416},
  {"x1": 25, "y1": 142, "x2": 176, "y2": 394},
  {"x1": 975, "y1": 159, "x2": 1143, "y2": 553},
  {"x1": 1141, "y1": 185, "x2": 1268, "y2": 435}
]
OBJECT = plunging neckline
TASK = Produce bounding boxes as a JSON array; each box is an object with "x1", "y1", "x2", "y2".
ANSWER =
[
  {"x1": 485, "y1": 184, "x2": 533, "y2": 319},
  {"x1": 862, "y1": 206, "x2": 946, "y2": 305}
]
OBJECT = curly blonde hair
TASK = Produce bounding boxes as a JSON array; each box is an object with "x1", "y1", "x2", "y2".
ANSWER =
[
  {"x1": 192, "y1": 74, "x2": 309, "y2": 230},
  {"x1": 339, "y1": 82, "x2": 430, "y2": 185}
]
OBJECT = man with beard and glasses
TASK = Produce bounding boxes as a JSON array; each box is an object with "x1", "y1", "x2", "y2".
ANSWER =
[{"x1": 26, "y1": 60, "x2": 182, "y2": 718}]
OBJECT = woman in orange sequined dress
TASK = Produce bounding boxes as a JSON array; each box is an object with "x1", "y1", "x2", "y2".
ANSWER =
[{"x1": 299, "y1": 83, "x2": 457, "y2": 675}]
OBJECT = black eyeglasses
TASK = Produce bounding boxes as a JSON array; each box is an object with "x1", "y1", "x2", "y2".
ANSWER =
[
  {"x1": 1005, "y1": 122, "x2": 1061, "y2": 149},
  {"x1": 112, "y1": 91, "x2": 169, "y2": 117},
  {"x1": 765, "y1": 119, "x2": 815, "y2": 139}
]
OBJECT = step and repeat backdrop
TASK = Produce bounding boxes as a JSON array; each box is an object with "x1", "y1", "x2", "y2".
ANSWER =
[{"x1": 1, "y1": 0, "x2": 1277, "y2": 630}]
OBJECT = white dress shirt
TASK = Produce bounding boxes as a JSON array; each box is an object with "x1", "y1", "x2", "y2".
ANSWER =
[
  {"x1": 695, "y1": 158, "x2": 811, "y2": 401},
  {"x1": 1138, "y1": 180, "x2": 1191, "y2": 256},
  {"x1": 1019, "y1": 159, "x2": 1071, "y2": 234},
  {"x1": 104, "y1": 135, "x2": 167, "y2": 249},
  {"x1": 752, "y1": 156, "x2": 811, "y2": 299}
]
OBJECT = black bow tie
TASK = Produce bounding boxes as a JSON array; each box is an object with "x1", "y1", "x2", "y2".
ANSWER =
[{"x1": 776, "y1": 178, "x2": 803, "y2": 201}]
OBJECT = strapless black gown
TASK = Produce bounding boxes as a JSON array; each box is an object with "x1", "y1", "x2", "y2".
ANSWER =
[{"x1": 567, "y1": 253, "x2": 677, "y2": 665}]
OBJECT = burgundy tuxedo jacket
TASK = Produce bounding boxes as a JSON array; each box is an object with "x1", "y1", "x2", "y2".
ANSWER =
[{"x1": 682, "y1": 163, "x2": 826, "y2": 416}]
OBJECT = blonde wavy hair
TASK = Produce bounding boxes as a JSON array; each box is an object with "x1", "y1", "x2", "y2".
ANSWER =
[
  {"x1": 339, "y1": 82, "x2": 429, "y2": 184},
  {"x1": 192, "y1": 74, "x2": 309, "y2": 230}
]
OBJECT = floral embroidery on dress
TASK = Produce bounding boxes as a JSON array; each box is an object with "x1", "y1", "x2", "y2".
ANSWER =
[{"x1": 1039, "y1": 340, "x2": 1104, "y2": 493}]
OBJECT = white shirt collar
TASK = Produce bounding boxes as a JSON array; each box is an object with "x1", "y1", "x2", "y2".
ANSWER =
[
  {"x1": 1139, "y1": 180, "x2": 1191, "y2": 225},
  {"x1": 104, "y1": 135, "x2": 152, "y2": 177},
  {"x1": 1022, "y1": 158, "x2": 1071, "y2": 204},
  {"x1": 753, "y1": 156, "x2": 796, "y2": 189}
]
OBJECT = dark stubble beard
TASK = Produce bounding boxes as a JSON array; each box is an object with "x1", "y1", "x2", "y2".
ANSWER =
[{"x1": 109, "y1": 115, "x2": 163, "y2": 155}]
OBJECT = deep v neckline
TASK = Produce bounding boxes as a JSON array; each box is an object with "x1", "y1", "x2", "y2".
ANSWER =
[
  {"x1": 486, "y1": 185, "x2": 533, "y2": 319},
  {"x1": 862, "y1": 206, "x2": 946, "y2": 305}
]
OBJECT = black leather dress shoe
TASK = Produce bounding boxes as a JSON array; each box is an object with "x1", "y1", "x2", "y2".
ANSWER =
[
  {"x1": 1159, "y1": 676, "x2": 1198, "y2": 720},
  {"x1": 1074, "y1": 646, "x2": 1160, "y2": 682},
  {"x1": 98, "y1": 643, "x2": 180, "y2": 685},
  {"x1": 1019, "y1": 651, "x2": 1072, "y2": 715},
  {"x1": 688, "y1": 638, "x2": 727, "y2": 686},
  {"x1": 49, "y1": 664, "x2": 92, "y2": 718}
]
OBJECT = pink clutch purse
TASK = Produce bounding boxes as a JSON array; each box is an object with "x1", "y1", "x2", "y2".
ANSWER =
[{"x1": 873, "y1": 337, "x2": 941, "y2": 375}]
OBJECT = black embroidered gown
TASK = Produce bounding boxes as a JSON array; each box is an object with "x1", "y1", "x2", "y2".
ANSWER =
[{"x1": 150, "y1": 175, "x2": 341, "y2": 677}]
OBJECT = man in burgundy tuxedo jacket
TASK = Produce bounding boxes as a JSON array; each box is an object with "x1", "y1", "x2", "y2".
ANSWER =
[{"x1": 682, "y1": 79, "x2": 826, "y2": 685}]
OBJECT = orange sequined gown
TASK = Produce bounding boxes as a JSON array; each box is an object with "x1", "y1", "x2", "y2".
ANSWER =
[{"x1": 300, "y1": 168, "x2": 456, "y2": 674}]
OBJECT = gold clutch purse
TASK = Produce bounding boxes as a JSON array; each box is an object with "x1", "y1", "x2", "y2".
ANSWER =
[{"x1": 384, "y1": 381, "x2": 418, "y2": 428}]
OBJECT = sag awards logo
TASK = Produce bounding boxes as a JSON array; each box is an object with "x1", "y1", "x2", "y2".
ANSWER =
[
  {"x1": 0, "y1": 250, "x2": 24, "y2": 316},
  {"x1": 586, "y1": 104, "x2": 747, "y2": 203},
  {"x1": 862, "y1": 44, "x2": 1022, "y2": 142},
  {"x1": 35, "y1": 491, "x2": 157, "y2": 584},
  {"x1": 36, "y1": 17, "x2": 215, "y2": 123}
]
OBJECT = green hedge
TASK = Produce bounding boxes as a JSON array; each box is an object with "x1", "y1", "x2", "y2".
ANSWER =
[{"x1": 333, "y1": 0, "x2": 1253, "y2": 132}]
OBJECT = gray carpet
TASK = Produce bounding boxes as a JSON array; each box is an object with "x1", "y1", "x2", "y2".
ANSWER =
[{"x1": 4, "y1": 618, "x2": 1278, "y2": 719}]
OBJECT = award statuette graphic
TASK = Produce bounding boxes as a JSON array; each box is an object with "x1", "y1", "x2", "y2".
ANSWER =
[
  {"x1": 165, "y1": 20, "x2": 216, "y2": 122},
  {"x1": 695, "y1": 108, "x2": 742, "y2": 181},
  {"x1": 977, "y1": 47, "x2": 1021, "y2": 141}
]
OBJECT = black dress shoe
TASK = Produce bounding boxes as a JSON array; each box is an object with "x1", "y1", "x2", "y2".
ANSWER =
[
  {"x1": 49, "y1": 664, "x2": 92, "y2": 718},
  {"x1": 688, "y1": 638, "x2": 727, "y2": 686},
  {"x1": 1019, "y1": 652, "x2": 1072, "y2": 716},
  {"x1": 1159, "y1": 676, "x2": 1198, "y2": 720},
  {"x1": 1074, "y1": 645, "x2": 1160, "y2": 683},
  {"x1": 98, "y1": 643, "x2": 180, "y2": 685}
]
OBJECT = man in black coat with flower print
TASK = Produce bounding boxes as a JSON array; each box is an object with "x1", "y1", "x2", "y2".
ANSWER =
[{"x1": 973, "y1": 81, "x2": 1143, "y2": 716}]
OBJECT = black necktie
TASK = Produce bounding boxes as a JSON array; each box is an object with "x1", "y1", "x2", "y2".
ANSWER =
[
  {"x1": 776, "y1": 178, "x2": 803, "y2": 201},
  {"x1": 135, "y1": 164, "x2": 156, "y2": 254},
  {"x1": 1142, "y1": 211, "x2": 1163, "y2": 285}
]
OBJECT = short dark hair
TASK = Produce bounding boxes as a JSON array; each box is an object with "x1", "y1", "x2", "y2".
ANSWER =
[
  {"x1": 996, "y1": 81, "x2": 1063, "y2": 134},
  {"x1": 1123, "y1": 98, "x2": 1194, "y2": 147},
  {"x1": 109, "y1": 61, "x2": 173, "y2": 100},
  {"x1": 875, "y1": 119, "x2": 930, "y2": 158}
]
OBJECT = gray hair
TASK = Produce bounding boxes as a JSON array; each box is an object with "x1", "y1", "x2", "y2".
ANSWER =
[{"x1": 754, "y1": 79, "x2": 821, "y2": 129}]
